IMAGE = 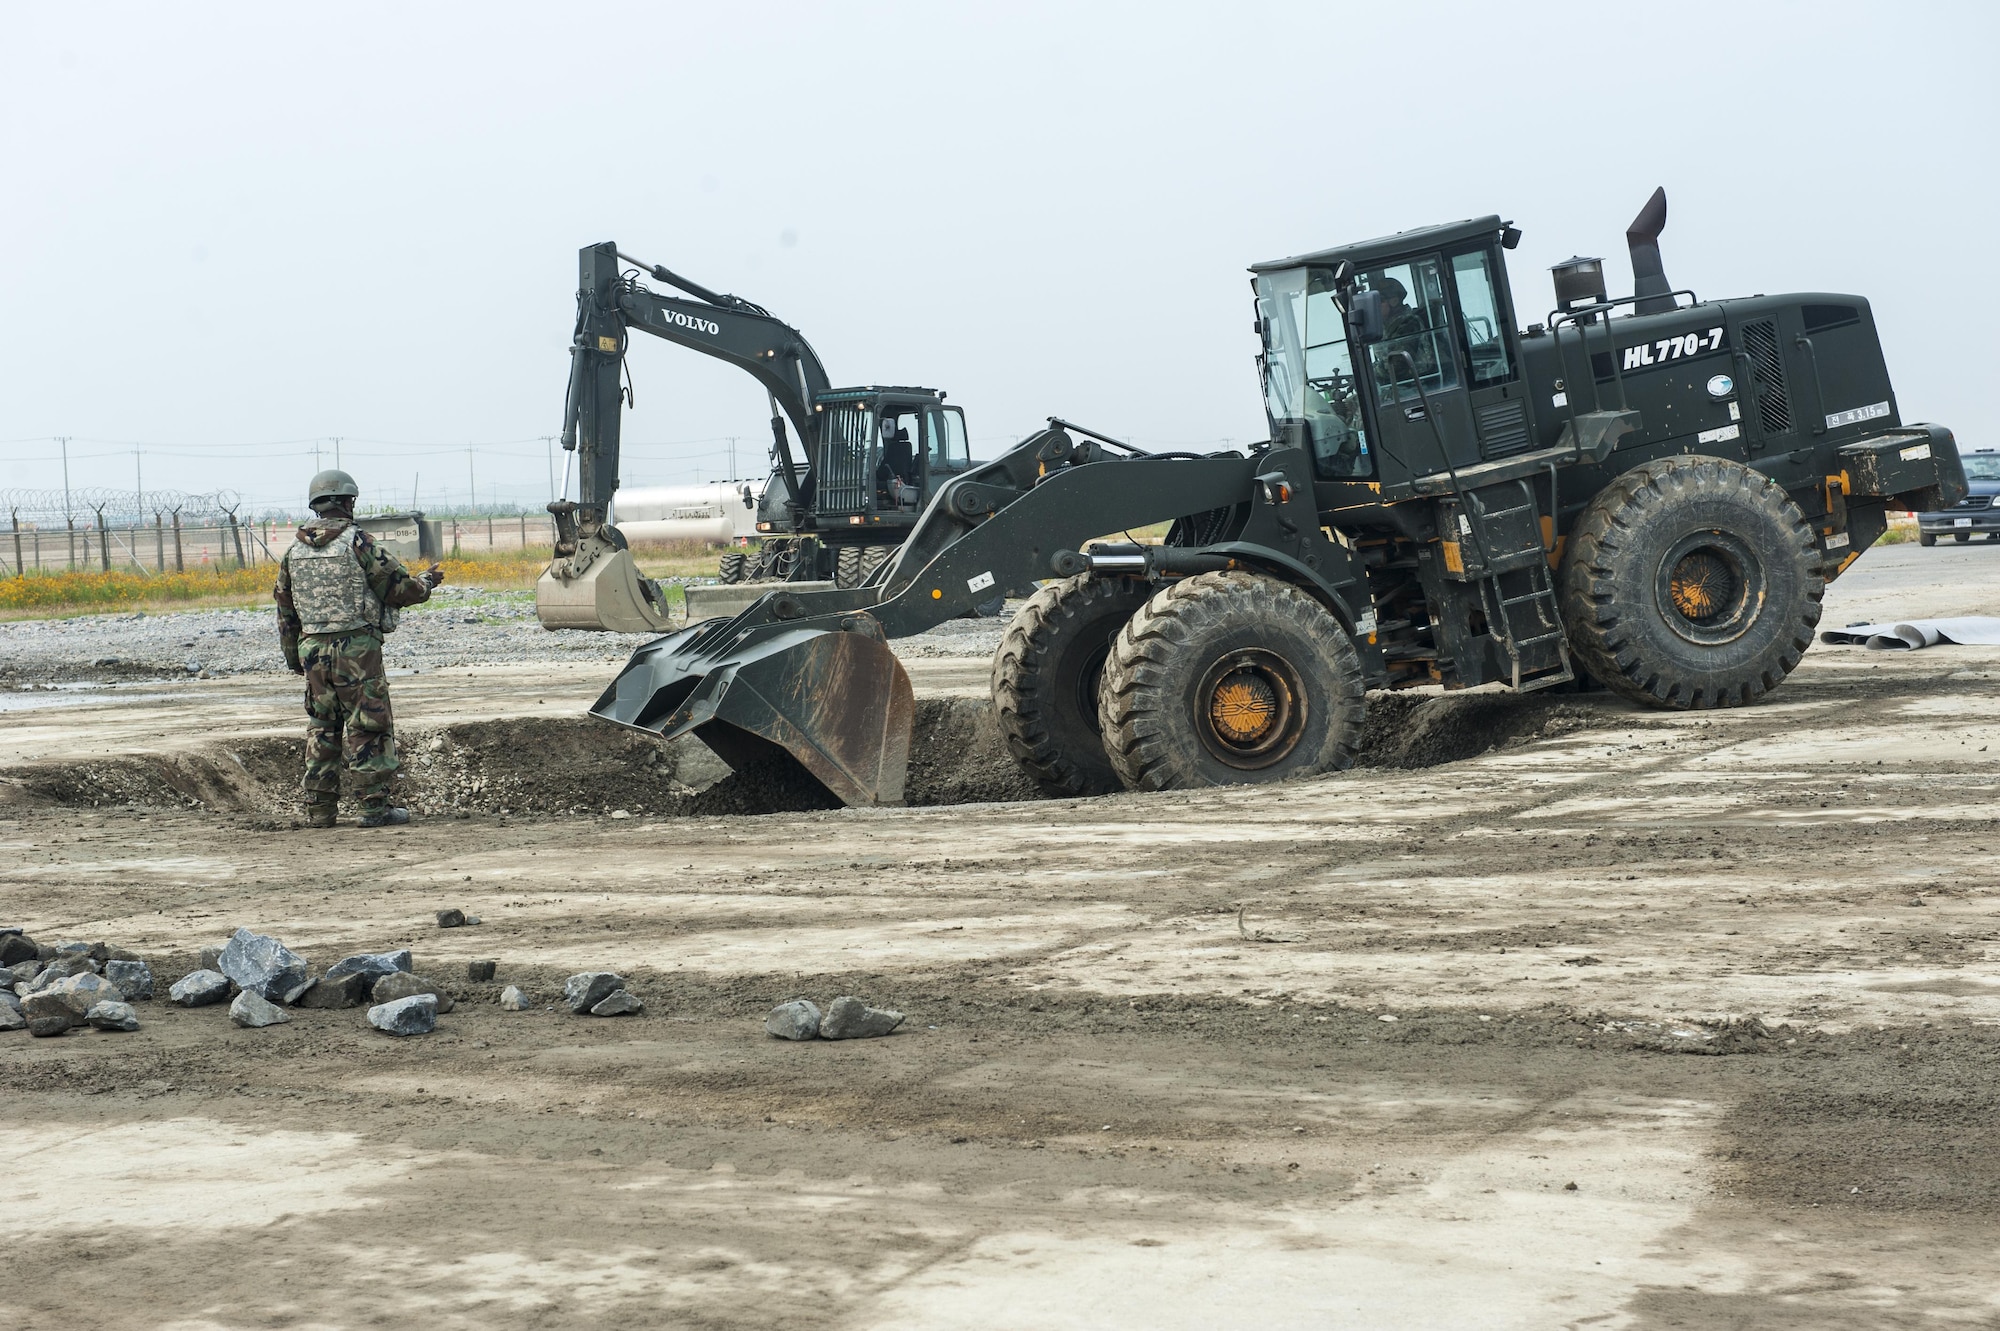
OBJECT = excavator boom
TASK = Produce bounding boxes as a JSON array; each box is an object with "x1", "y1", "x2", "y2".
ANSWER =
[{"x1": 536, "y1": 241, "x2": 833, "y2": 632}]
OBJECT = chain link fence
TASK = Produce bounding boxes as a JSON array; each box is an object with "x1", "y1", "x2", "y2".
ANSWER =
[{"x1": 1, "y1": 487, "x2": 562, "y2": 577}]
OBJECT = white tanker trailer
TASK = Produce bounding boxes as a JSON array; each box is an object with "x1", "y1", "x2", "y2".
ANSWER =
[{"x1": 606, "y1": 480, "x2": 759, "y2": 545}]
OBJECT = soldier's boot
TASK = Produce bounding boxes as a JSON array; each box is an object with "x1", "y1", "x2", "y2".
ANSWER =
[
  {"x1": 304, "y1": 797, "x2": 338, "y2": 829},
  {"x1": 358, "y1": 784, "x2": 409, "y2": 828}
]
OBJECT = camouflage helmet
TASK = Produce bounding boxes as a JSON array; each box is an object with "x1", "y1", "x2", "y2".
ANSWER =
[{"x1": 307, "y1": 469, "x2": 360, "y2": 506}]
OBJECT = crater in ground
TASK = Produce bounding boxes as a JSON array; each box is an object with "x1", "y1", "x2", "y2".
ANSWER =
[{"x1": 0, "y1": 689, "x2": 1604, "y2": 819}]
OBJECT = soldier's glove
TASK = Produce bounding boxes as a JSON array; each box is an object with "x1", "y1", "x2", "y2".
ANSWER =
[{"x1": 421, "y1": 564, "x2": 445, "y2": 590}]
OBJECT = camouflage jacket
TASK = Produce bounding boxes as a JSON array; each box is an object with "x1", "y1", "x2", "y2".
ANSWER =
[{"x1": 274, "y1": 517, "x2": 432, "y2": 671}]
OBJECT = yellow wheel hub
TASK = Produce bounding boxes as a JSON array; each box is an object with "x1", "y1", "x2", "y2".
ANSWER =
[
  {"x1": 1668, "y1": 550, "x2": 1731, "y2": 622},
  {"x1": 1209, "y1": 673, "x2": 1279, "y2": 744}
]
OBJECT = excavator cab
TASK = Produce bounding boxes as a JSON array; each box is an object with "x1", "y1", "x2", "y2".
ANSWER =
[{"x1": 800, "y1": 388, "x2": 971, "y2": 529}]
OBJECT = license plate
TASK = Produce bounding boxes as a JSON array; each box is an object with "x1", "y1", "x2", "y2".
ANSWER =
[{"x1": 1956, "y1": 518, "x2": 1974, "y2": 527}]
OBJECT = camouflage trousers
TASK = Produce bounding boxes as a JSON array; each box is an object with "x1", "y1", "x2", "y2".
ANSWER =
[{"x1": 300, "y1": 631, "x2": 400, "y2": 809}]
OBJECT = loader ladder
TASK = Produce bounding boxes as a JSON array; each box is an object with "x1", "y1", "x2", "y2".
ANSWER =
[{"x1": 1456, "y1": 478, "x2": 1574, "y2": 692}]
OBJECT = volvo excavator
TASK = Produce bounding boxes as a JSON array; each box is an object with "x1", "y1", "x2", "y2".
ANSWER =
[
  {"x1": 536, "y1": 242, "x2": 978, "y2": 632},
  {"x1": 581, "y1": 191, "x2": 1966, "y2": 805}
]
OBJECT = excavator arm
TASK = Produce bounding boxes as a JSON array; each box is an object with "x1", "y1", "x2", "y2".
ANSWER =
[{"x1": 538, "y1": 241, "x2": 834, "y2": 632}]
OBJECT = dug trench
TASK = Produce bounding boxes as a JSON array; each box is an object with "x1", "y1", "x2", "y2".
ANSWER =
[{"x1": 0, "y1": 688, "x2": 1599, "y2": 819}]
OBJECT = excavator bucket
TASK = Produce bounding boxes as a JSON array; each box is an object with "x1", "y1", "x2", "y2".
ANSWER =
[
  {"x1": 591, "y1": 611, "x2": 914, "y2": 806},
  {"x1": 535, "y1": 547, "x2": 677, "y2": 633}
]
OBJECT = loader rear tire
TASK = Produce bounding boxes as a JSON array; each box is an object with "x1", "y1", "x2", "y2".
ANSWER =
[
  {"x1": 1558, "y1": 455, "x2": 1824, "y2": 710},
  {"x1": 992, "y1": 574, "x2": 1155, "y2": 797},
  {"x1": 718, "y1": 552, "x2": 747, "y2": 584},
  {"x1": 1098, "y1": 571, "x2": 1364, "y2": 792}
]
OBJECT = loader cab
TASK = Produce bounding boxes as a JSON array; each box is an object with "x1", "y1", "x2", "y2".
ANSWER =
[
  {"x1": 1253, "y1": 217, "x2": 1532, "y2": 507},
  {"x1": 805, "y1": 387, "x2": 971, "y2": 532}
]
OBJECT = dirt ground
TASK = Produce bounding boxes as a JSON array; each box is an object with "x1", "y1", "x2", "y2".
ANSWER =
[{"x1": 4, "y1": 542, "x2": 2000, "y2": 1330}]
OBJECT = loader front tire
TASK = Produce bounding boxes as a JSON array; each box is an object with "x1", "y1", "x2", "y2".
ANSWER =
[
  {"x1": 1558, "y1": 455, "x2": 1824, "y2": 710},
  {"x1": 992, "y1": 574, "x2": 1155, "y2": 797},
  {"x1": 1098, "y1": 571, "x2": 1364, "y2": 792}
]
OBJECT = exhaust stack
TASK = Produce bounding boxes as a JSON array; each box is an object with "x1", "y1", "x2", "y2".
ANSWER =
[{"x1": 1627, "y1": 186, "x2": 1674, "y2": 316}]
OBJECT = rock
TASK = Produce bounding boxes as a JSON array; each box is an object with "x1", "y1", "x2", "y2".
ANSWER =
[
  {"x1": 465, "y1": 916, "x2": 482, "y2": 926},
  {"x1": 498, "y1": 985, "x2": 533, "y2": 1011},
  {"x1": 8, "y1": 959, "x2": 40, "y2": 985},
  {"x1": 86, "y1": 1000, "x2": 140, "y2": 1032},
  {"x1": 296, "y1": 972, "x2": 373, "y2": 1009},
  {"x1": 217, "y1": 928, "x2": 313, "y2": 1004},
  {"x1": 105, "y1": 959, "x2": 154, "y2": 1001},
  {"x1": 229, "y1": 990, "x2": 292, "y2": 1028},
  {"x1": 564, "y1": 972, "x2": 624, "y2": 1014},
  {"x1": 766, "y1": 999, "x2": 822, "y2": 1041},
  {"x1": 44, "y1": 953, "x2": 102, "y2": 980},
  {"x1": 27, "y1": 973, "x2": 122, "y2": 1021},
  {"x1": 368, "y1": 993, "x2": 438, "y2": 1035},
  {"x1": 0, "y1": 934, "x2": 37, "y2": 968},
  {"x1": 22, "y1": 992, "x2": 80, "y2": 1033},
  {"x1": 168, "y1": 969, "x2": 232, "y2": 1007},
  {"x1": 324, "y1": 950, "x2": 413, "y2": 982},
  {"x1": 370, "y1": 972, "x2": 454, "y2": 1013},
  {"x1": 436, "y1": 909, "x2": 466, "y2": 928},
  {"x1": 590, "y1": 990, "x2": 643, "y2": 1017},
  {"x1": 0, "y1": 969, "x2": 12, "y2": 994},
  {"x1": 105, "y1": 946, "x2": 141, "y2": 963},
  {"x1": 818, "y1": 996, "x2": 906, "y2": 1039},
  {"x1": 198, "y1": 946, "x2": 224, "y2": 972},
  {"x1": 0, "y1": 997, "x2": 23, "y2": 1032},
  {"x1": 29, "y1": 1015, "x2": 74, "y2": 1037},
  {"x1": 466, "y1": 960, "x2": 496, "y2": 982}
]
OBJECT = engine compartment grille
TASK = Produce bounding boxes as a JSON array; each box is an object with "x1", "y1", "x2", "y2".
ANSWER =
[{"x1": 1741, "y1": 319, "x2": 1793, "y2": 436}]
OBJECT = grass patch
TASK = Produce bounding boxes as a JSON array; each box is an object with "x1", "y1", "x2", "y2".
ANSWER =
[{"x1": 0, "y1": 566, "x2": 276, "y2": 619}]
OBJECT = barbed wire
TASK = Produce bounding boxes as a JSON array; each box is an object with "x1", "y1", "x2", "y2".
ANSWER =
[{"x1": 0, "y1": 487, "x2": 244, "y2": 527}]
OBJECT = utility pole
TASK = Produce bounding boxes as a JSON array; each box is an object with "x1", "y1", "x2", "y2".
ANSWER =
[
  {"x1": 728, "y1": 436, "x2": 737, "y2": 480},
  {"x1": 466, "y1": 448, "x2": 476, "y2": 515},
  {"x1": 134, "y1": 449, "x2": 143, "y2": 516},
  {"x1": 313, "y1": 439, "x2": 323, "y2": 470},
  {"x1": 331, "y1": 436, "x2": 342, "y2": 469},
  {"x1": 543, "y1": 435, "x2": 556, "y2": 500},
  {"x1": 57, "y1": 437, "x2": 71, "y2": 528}
]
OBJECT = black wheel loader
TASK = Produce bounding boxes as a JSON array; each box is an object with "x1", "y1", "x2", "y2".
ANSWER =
[
  {"x1": 586, "y1": 190, "x2": 1967, "y2": 805},
  {"x1": 536, "y1": 243, "x2": 980, "y2": 631}
]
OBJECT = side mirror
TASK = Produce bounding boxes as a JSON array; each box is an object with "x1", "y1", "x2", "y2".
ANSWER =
[{"x1": 1346, "y1": 289, "x2": 1386, "y2": 345}]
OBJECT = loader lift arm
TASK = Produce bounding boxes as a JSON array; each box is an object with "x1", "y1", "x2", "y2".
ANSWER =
[
  {"x1": 540, "y1": 241, "x2": 834, "y2": 632},
  {"x1": 589, "y1": 425, "x2": 1362, "y2": 805}
]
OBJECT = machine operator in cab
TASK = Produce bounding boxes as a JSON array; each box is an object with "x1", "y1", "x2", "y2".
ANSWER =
[{"x1": 273, "y1": 469, "x2": 444, "y2": 828}]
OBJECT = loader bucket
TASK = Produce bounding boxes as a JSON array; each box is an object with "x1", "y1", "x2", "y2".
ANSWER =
[
  {"x1": 591, "y1": 614, "x2": 914, "y2": 807},
  {"x1": 535, "y1": 547, "x2": 677, "y2": 633}
]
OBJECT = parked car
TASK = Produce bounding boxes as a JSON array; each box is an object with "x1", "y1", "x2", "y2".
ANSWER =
[{"x1": 1919, "y1": 449, "x2": 2000, "y2": 545}]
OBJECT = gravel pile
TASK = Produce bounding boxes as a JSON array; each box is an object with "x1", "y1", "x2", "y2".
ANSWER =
[{"x1": 0, "y1": 589, "x2": 1016, "y2": 686}]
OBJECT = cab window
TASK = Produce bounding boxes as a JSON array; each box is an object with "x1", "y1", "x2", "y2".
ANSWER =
[
  {"x1": 1450, "y1": 249, "x2": 1516, "y2": 385},
  {"x1": 1255, "y1": 267, "x2": 1374, "y2": 480},
  {"x1": 926, "y1": 407, "x2": 970, "y2": 472},
  {"x1": 1359, "y1": 256, "x2": 1460, "y2": 402}
]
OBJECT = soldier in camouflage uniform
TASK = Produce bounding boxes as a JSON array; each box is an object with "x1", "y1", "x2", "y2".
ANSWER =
[{"x1": 274, "y1": 470, "x2": 443, "y2": 828}]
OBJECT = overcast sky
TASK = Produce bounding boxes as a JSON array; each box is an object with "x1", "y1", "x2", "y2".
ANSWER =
[{"x1": 2, "y1": 1, "x2": 1992, "y2": 517}]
